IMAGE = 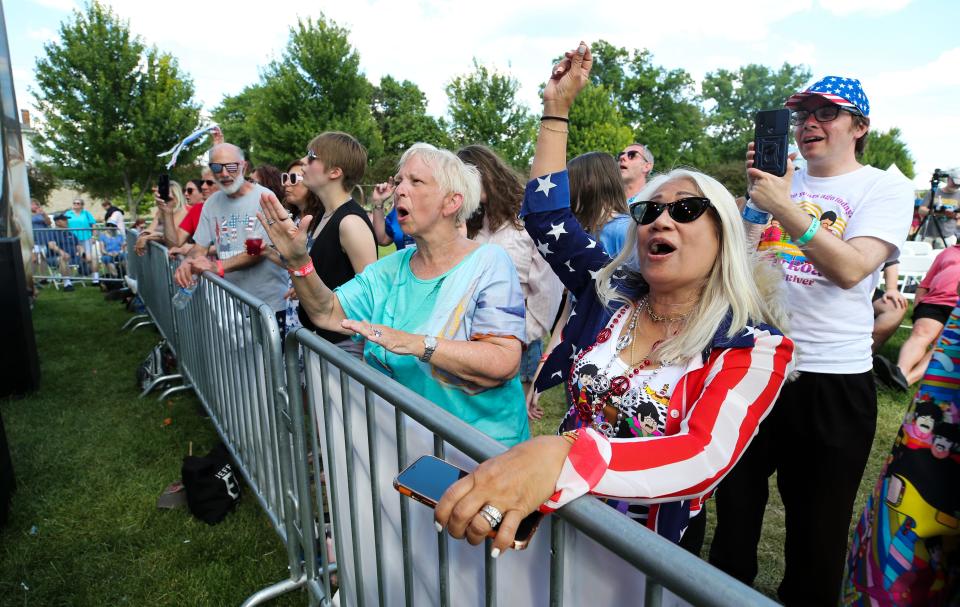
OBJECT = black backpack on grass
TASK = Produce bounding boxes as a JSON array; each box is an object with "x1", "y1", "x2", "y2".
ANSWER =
[{"x1": 181, "y1": 443, "x2": 241, "y2": 525}]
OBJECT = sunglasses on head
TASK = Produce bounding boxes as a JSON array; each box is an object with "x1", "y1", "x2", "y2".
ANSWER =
[
  {"x1": 789, "y1": 105, "x2": 860, "y2": 126},
  {"x1": 618, "y1": 149, "x2": 649, "y2": 162},
  {"x1": 281, "y1": 172, "x2": 303, "y2": 186},
  {"x1": 209, "y1": 162, "x2": 241, "y2": 174},
  {"x1": 629, "y1": 197, "x2": 713, "y2": 225}
]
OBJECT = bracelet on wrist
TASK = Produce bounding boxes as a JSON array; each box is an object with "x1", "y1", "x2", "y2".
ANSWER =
[
  {"x1": 289, "y1": 259, "x2": 315, "y2": 277},
  {"x1": 541, "y1": 122, "x2": 569, "y2": 134},
  {"x1": 794, "y1": 217, "x2": 821, "y2": 247},
  {"x1": 540, "y1": 115, "x2": 570, "y2": 123},
  {"x1": 216, "y1": 259, "x2": 225, "y2": 277}
]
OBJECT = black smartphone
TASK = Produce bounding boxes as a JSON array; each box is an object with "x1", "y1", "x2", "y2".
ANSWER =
[
  {"x1": 158, "y1": 173, "x2": 170, "y2": 202},
  {"x1": 394, "y1": 455, "x2": 544, "y2": 550},
  {"x1": 753, "y1": 109, "x2": 790, "y2": 177}
]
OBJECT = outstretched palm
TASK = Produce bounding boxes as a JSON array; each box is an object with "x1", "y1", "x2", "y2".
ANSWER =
[{"x1": 257, "y1": 191, "x2": 311, "y2": 265}]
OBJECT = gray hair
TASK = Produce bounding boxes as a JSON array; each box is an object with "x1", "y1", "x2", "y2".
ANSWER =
[{"x1": 398, "y1": 143, "x2": 481, "y2": 225}]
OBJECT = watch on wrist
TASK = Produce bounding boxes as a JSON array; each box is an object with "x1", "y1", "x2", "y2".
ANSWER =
[{"x1": 420, "y1": 335, "x2": 438, "y2": 363}]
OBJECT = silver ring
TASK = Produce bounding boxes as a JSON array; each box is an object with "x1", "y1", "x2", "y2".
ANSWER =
[
  {"x1": 372, "y1": 328, "x2": 382, "y2": 338},
  {"x1": 287, "y1": 212, "x2": 294, "y2": 219},
  {"x1": 267, "y1": 219, "x2": 276, "y2": 226},
  {"x1": 478, "y1": 510, "x2": 499, "y2": 529},
  {"x1": 481, "y1": 504, "x2": 503, "y2": 527}
]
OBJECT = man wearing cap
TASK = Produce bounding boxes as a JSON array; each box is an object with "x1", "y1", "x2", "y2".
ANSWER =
[
  {"x1": 917, "y1": 167, "x2": 960, "y2": 248},
  {"x1": 46, "y1": 213, "x2": 82, "y2": 291},
  {"x1": 709, "y1": 76, "x2": 914, "y2": 605}
]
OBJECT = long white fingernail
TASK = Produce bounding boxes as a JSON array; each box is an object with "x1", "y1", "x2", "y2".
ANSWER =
[
  {"x1": 490, "y1": 547, "x2": 501, "y2": 559},
  {"x1": 435, "y1": 522, "x2": 443, "y2": 533}
]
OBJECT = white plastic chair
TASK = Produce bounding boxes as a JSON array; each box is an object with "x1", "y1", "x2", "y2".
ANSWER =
[
  {"x1": 897, "y1": 255, "x2": 935, "y2": 300},
  {"x1": 902, "y1": 241, "x2": 934, "y2": 256}
]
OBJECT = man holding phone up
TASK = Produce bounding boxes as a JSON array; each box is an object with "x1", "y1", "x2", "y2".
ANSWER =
[{"x1": 708, "y1": 77, "x2": 914, "y2": 605}]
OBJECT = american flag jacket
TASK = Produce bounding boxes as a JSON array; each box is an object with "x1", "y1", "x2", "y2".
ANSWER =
[{"x1": 521, "y1": 170, "x2": 796, "y2": 541}]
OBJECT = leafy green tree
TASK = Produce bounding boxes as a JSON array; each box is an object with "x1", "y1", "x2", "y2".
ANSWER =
[
  {"x1": 567, "y1": 83, "x2": 634, "y2": 159},
  {"x1": 701, "y1": 63, "x2": 812, "y2": 163},
  {"x1": 373, "y1": 76, "x2": 449, "y2": 154},
  {"x1": 232, "y1": 16, "x2": 383, "y2": 168},
  {"x1": 27, "y1": 163, "x2": 59, "y2": 205},
  {"x1": 584, "y1": 41, "x2": 707, "y2": 170},
  {"x1": 446, "y1": 60, "x2": 536, "y2": 169},
  {"x1": 861, "y1": 127, "x2": 915, "y2": 179},
  {"x1": 212, "y1": 85, "x2": 264, "y2": 162},
  {"x1": 31, "y1": 1, "x2": 199, "y2": 216},
  {"x1": 365, "y1": 76, "x2": 450, "y2": 183}
]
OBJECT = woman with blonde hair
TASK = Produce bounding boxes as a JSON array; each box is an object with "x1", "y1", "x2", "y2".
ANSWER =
[
  {"x1": 435, "y1": 42, "x2": 795, "y2": 556},
  {"x1": 136, "y1": 180, "x2": 188, "y2": 255}
]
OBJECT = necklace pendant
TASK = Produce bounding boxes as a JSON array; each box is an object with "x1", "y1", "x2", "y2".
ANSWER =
[{"x1": 616, "y1": 333, "x2": 632, "y2": 351}]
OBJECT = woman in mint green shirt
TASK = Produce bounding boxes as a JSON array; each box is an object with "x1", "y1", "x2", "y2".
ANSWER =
[{"x1": 259, "y1": 143, "x2": 530, "y2": 446}]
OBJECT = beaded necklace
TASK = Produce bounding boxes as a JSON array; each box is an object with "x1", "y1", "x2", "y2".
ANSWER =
[{"x1": 571, "y1": 298, "x2": 676, "y2": 437}]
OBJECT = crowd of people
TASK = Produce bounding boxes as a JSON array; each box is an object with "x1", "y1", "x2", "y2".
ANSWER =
[{"x1": 35, "y1": 39, "x2": 958, "y2": 605}]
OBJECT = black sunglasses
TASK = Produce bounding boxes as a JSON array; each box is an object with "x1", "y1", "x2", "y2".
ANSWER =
[
  {"x1": 184, "y1": 187, "x2": 197, "y2": 194},
  {"x1": 617, "y1": 149, "x2": 649, "y2": 162},
  {"x1": 789, "y1": 105, "x2": 860, "y2": 126},
  {"x1": 203, "y1": 179, "x2": 216, "y2": 186},
  {"x1": 629, "y1": 197, "x2": 713, "y2": 225},
  {"x1": 209, "y1": 162, "x2": 241, "y2": 174}
]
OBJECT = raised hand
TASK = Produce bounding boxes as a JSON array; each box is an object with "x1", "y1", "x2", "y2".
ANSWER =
[
  {"x1": 543, "y1": 41, "x2": 593, "y2": 115},
  {"x1": 210, "y1": 126, "x2": 224, "y2": 146},
  {"x1": 371, "y1": 180, "x2": 396, "y2": 208},
  {"x1": 257, "y1": 190, "x2": 311, "y2": 268}
]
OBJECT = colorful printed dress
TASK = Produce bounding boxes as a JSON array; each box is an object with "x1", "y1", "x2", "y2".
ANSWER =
[{"x1": 843, "y1": 303, "x2": 960, "y2": 605}]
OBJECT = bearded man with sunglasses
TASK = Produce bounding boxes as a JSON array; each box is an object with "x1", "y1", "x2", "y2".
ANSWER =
[
  {"x1": 709, "y1": 77, "x2": 914, "y2": 606},
  {"x1": 174, "y1": 143, "x2": 288, "y2": 315}
]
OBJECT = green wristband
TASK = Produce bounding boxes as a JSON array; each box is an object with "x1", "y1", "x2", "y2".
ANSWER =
[{"x1": 794, "y1": 217, "x2": 821, "y2": 247}]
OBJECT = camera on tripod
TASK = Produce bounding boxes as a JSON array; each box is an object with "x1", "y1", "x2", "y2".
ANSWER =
[{"x1": 932, "y1": 168, "x2": 952, "y2": 182}]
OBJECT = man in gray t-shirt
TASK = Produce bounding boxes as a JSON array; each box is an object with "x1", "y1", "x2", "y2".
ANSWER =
[
  {"x1": 174, "y1": 142, "x2": 288, "y2": 312},
  {"x1": 919, "y1": 169, "x2": 960, "y2": 247}
]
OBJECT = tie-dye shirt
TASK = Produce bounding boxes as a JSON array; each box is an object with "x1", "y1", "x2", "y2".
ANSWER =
[{"x1": 335, "y1": 244, "x2": 530, "y2": 446}]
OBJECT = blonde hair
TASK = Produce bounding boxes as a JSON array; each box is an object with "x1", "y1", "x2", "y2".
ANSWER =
[
  {"x1": 167, "y1": 180, "x2": 186, "y2": 212},
  {"x1": 595, "y1": 168, "x2": 789, "y2": 364},
  {"x1": 399, "y1": 143, "x2": 481, "y2": 225}
]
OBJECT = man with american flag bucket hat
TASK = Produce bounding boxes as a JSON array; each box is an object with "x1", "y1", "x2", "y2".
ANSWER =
[{"x1": 709, "y1": 76, "x2": 915, "y2": 606}]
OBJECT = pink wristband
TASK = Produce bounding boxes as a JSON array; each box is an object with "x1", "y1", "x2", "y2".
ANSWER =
[
  {"x1": 216, "y1": 260, "x2": 225, "y2": 277},
  {"x1": 289, "y1": 260, "x2": 315, "y2": 277}
]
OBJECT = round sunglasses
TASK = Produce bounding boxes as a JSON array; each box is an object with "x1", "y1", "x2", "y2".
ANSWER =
[{"x1": 629, "y1": 197, "x2": 713, "y2": 225}]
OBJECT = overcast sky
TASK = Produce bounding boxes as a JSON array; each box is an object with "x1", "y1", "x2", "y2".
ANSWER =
[{"x1": 7, "y1": 0, "x2": 959, "y2": 187}]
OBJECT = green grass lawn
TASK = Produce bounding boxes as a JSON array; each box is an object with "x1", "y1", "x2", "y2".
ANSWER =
[
  {"x1": 531, "y1": 317, "x2": 914, "y2": 598},
  {"x1": 0, "y1": 287, "x2": 300, "y2": 606},
  {"x1": 0, "y1": 283, "x2": 915, "y2": 604}
]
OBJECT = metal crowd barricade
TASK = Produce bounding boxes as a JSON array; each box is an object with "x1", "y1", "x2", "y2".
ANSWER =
[
  {"x1": 171, "y1": 268, "x2": 307, "y2": 605},
  {"x1": 31, "y1": 225, "x2": 129, "y2": 286},
  {"x1": 283, "y1": 328, "x2": 779, "y2": 607}
]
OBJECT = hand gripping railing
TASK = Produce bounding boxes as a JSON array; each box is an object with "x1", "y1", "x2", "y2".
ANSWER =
[{"x1": 282, "y1": 327, "x2": 779, "y2": 607}]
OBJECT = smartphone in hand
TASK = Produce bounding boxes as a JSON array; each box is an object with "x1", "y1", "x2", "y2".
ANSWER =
[
  {"x1": 158, "y1": 173, "x2": 170, "y2": 202},
  {"x1": 394, "y1": 455, "x2": 544, "y2": 550},
  {"x1": 753, "y1": 109, "x2": 790, "y2": 177}
]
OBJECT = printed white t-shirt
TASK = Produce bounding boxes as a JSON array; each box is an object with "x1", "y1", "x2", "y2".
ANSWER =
[{"x1": 756, "y1": 165, "x2": 914, "y2": 373}]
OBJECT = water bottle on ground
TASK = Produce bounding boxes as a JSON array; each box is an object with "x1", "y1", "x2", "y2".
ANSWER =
[{"x1": 173, "y1": 280, "x2": 197, "y2": 310}]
